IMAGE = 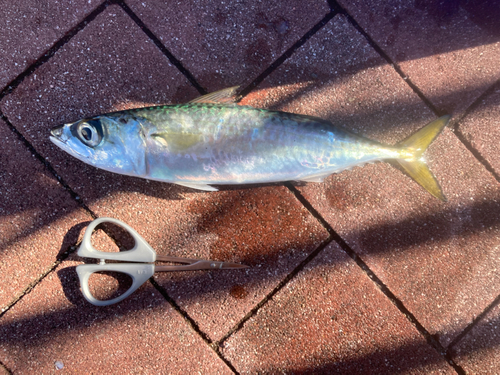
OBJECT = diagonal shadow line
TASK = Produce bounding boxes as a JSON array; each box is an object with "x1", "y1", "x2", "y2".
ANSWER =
[
  {"x1": 62, "y1": 220, "x2": 241, "y2": 371},
  {"x1": 251, "y1": 338, "x2": 466, "y2": 374},
  {"x1": 329, "y1": 0, "x2": 441, "y2": 117},
  {"x1": 0, "y1": 0, "x2": 206, "y2": 258},
  {"x1": 451, "y1": 78, "x2": 500, "y2": 184},
  {"x1": 453, "y1": 125, "x2": 500, "y2": 183},
  {"x1": 285, "y1": 184, "x2": 466, "y2": 373},
  {"x1": 0, "y1": 81, "x2": 500, "y2": 274},
  {"x1": 330, "y1": 0, "x2": 500, "y2": 186},
  {"x1": 0, "y1": 0, "x2": 498, "y2": 254},
  {"x1": 215, "y1": 234, "x2": 335, "y2": 346},
  {"x1": 0, "y1": 363, "x2": 8, "y2": 375},
  {"x1": 0, "y1": 221, "x2": 89, "y2": 319},
  {"x1": 147, "y1": 277, "x2": 240, "y2": 374},
  {"x1": 0, "y1": 78, "x2": 498, "y2": 274},
  {"x1": 0, "y1": 2, "x2": 337, "y2": 257},
  {"x1": 449, "y1": 78, "x2": 500, "y2": 127},
  {"x1": 448, "y1": 292, "x2": 500, "y2": 350},
  {"x1": 329, "y1": 0, "x2": 500, "y2": 117},
  {"x1": 0, "y1": 5, "x2": 496, "y2": 375}
]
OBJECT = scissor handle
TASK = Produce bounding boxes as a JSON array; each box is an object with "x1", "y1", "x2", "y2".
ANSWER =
[
  {"x1": 77, "y1": 217, "x2": 156, "y2": 262},
  {"x1": 76, "y1": 263, "x2": 155, "y2": 306}
]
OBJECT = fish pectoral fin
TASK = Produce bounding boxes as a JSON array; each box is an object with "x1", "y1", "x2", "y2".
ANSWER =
[
  {"x1": 175, "y1": 182, "x2": 219, "y2": 191},
  {"x1": 188, "y1": 86, "x2": 240, "y2": 104},
  {"x1": 151, "y1": 132, "x2": 203, "y2": 151}
]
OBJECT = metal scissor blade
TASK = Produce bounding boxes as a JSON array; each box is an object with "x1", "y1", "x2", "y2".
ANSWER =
[
  {"x1": 155, "y1": 254, "x2": 205, "y2": 264},
  {"x1": 218, "y1": 262, "x2": 249, "y2": 269},
  {"x1": 155, "y1": 259, "x2": 249, "y2": 272},
  {"x1": 155, "y1": 254, "x2": 248, "y2": 270},
  {"x1": 191, "y1": 260, "x2": 249, "y2": 270}
]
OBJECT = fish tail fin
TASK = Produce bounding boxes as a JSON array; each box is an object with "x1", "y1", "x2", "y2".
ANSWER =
[{"x1": 395, "y1": 115, "x2": 450, "y2": 202}]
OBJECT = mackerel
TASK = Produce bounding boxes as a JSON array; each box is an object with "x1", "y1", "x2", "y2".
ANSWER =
[{"x1": 50, "y1": 87, "x2": 449, "y2": 200}]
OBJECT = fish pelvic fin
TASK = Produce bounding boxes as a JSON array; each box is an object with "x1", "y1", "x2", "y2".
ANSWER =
[
  {"x1": 395, "y1": 115, "x2": 450, "y2": 202},
  {"x1": 175, "y1": 182, "x2": 219, "y2": 191}
]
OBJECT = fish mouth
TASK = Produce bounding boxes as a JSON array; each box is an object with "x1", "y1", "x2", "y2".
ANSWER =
[
  {"x1": 49, "y1": 124, "x2": 70, "y2": 149},
  {"x1": 49, "y1": 124, "x2": 87, "y2": 160},
  {"x1": 50, "y1": 124, "x2": 65, "y2": 139}
]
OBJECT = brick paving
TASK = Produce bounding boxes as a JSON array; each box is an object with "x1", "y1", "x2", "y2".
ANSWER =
[{"x1": 0, "y1": 1, "x2": 499, "y2": 373}]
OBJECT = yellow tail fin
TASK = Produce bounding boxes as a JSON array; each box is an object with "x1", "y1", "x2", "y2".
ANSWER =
[{"x1": 396, "y1": 115, "x2": 450, "y2": 201}]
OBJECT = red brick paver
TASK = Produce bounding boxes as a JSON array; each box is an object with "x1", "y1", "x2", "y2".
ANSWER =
[
  {"x1": 458, "y1": 82, "x2": 500, "y2": 176},
  {"x1": 242, "y1": 11, "x2": 500, "y2": 350},
  {"x1": 0, "y1": 4, "x2": 328, "y2": 343},
  {"x1": 452, "y1": 301, "x2": 500, "y2": 374},
  {"x1": 125, "y1": 0, "x2": 330, "y2": 90},
  {"x1": 0, "y1": 0, "x2": 102, "y2": 89},
  {"x1": 222, "y1": 242, "x2": 454, "y2": 374},
  {"x1": 1, "y1": 1, "x2": 499, "y2": 373}
]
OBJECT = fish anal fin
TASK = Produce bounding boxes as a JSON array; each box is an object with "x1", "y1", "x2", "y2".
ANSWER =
[
  {"x1": 151, "y1": 132, "x2": 203, "y2": 151},
  {"x1": 189, "y1": 86, "x2": 240, "y2": 104},
  {"x1": 175, "y1": 182, "x2": 219, "y2": 191},
  {"x1": 299, "y1": 174, "x2": 331, "y2": 183}
]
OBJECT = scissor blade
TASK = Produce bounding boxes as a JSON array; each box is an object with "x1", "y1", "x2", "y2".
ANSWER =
[
  {"x1": 196, "y1": 260, "x2": 249, "y2": 270},
  {"x1": 155, "y1": 260, "x2": 249, "y2": 272}
]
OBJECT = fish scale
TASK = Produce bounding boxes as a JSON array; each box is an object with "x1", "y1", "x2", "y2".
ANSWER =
[{"x1": 50, "y1": 87, "x2": 449, "y2": 200}]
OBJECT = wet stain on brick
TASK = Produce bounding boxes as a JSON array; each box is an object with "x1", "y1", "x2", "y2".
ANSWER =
[
  {"x1": 230, "y1": 284, "x2": 249, "y2": 299},
  {"x1": 186, "y1": 187, "x2": 324, "y2": 266},
  {"x1": 245, "y1": 38, "x2": 272, "y2": 67}
]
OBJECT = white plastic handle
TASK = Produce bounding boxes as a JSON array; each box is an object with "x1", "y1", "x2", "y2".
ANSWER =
[
  {"x1": 76, "y1": 217, "x2": 157, "y2": 306},
  {"x1": 77, "y1": 217, "x2": 156, "y2": 262},
  {"x1": 76, "y1": 263, "x2": 155, "y2": 306}
]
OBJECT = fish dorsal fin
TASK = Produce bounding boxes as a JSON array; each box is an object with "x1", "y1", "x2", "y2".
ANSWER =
[
  {"x1": 151, "y1": 132, "x2": 203, "y2": 152},
  {"x1": 189, "y1": 86, "x2": 240, "y2": 104}
]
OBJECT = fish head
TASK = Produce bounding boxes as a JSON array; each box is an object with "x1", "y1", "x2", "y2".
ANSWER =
[{"x1": 49, "y1": 115, "x2": 146, "y2": 177}]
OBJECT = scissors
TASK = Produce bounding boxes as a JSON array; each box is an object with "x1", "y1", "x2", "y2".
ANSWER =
[{"x1": 76, "y1": 217, "x2": 248, "y2": 306}]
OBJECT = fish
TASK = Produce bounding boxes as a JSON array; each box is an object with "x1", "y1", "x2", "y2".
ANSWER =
[{"x1": 49, "y1": 86, "x2": 449, "y2": 201}]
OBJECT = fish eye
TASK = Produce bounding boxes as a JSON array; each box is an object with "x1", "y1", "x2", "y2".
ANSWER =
[{"x1": 76, "y1": 120, "x2": 103, "y2": 147}]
